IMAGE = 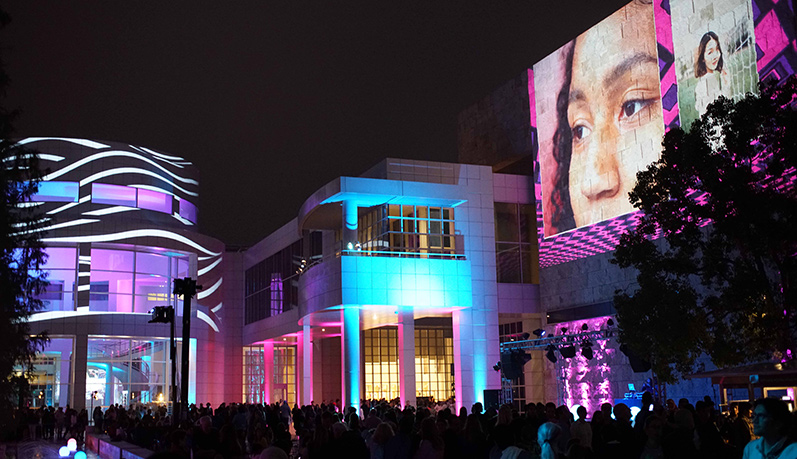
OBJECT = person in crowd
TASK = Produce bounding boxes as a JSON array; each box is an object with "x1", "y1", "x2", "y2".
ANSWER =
[
  {"x1": 537, "y1": 422, "x2": 562, "y2": 459},
  {"x1": 742, "y1": 398, "x2": 797, "y2": 459},
  {"x1": 569, "y1": 405, "x2": 592, "y2": 451}
]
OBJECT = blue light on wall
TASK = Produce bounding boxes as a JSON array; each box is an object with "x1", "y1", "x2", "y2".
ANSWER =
[{"x1": 32, "y1": 181, "x2": 79, "y2": 202}]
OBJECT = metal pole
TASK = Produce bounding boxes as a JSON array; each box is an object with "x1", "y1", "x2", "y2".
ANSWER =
[
  {"x1": 170, "y1": 306, "x2": 176, "y2": 425},
  {"x1": 180, "y1": 281, "x2": 192, "y2": 424}
]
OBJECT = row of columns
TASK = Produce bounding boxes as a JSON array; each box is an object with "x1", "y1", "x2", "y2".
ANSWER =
[{"x1": 268, "y1": 308, "x2": 480, "y2": 412}]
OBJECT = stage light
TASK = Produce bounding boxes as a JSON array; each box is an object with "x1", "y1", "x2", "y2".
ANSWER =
[
  {"x1": 59, "y1": 446, "x2": 69, "y2": 457},
  {"x1": 582, "y1": 343, "x2": 594, "y2": 360},
  {"x1": 545, "y1": 345, "x2": 557, "y2": 363},
  {"x1": 560, "y1": 327, "x2": 568, "y2": 335},
  {"x1": 493, "y1": 362, "x2": 501, "y2": 372},
  {"x1": 560, "y1": 345, "x2": 576, "y2": 359},
  {"x1": 607, "y1": 318, "x2": 615, "y2": 326},
  {"x1": 581, "y1": 324, "x2": 589, "y2": 331},
  {"x1": 68, "y1": 438, "x2": 77, "y2": 452},
  {"x1": 75, "y1": 452, "x2": 87, "y2": 459},
  {"x1": 533, "y1": 328, "x2": 546, "y2": 338}
]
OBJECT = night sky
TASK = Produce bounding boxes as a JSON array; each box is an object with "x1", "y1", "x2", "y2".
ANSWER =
[{"x1": 3, "y1": 1, "x2": 628, "y2": 247}]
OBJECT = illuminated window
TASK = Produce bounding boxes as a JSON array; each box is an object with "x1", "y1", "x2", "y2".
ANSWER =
[
  {"x1": 179, "y1": 199, "x2": 198, "y2": 224},
  {"x1": 495, "y1": 203, "x2": 538, "y2": 283},
  {"x1": 89, "y1": 248, "x2": 188, "y2": 313},
  {"x1": 244, "y1": 240, "x2": 302, "y2": 324},
  {"x1": 415, "y1": 328, "x2": 454, "y2": 403},
  {"x1": 32, "y1": 181, "x2": 79, "y2": 203},
  {"x1": 243, "y1": 346, "x2": 264, "y2": 404},
  {"x1": 272, "y1": 346, "x2": 296, "y2": 406},
  {"x1": 136, "y1": 189, "x2": 172, "y2": 213},
  {"x1": 91, "y1": 183, "x2": 137, "y2": 207},
  {"x1": 355, "y1": 205, "x2": 459, "y2": 258},
  {"x1": 363, "y1": 328, "x2": 400, "y2": 401}
]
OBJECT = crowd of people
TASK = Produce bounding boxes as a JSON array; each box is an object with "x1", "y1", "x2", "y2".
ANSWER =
[{"x1": 2, "y1": 395, "x2": 796, "y2": 458}]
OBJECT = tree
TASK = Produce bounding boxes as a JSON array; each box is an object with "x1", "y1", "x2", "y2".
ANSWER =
[
  {"x1": 0, "y1": 7, "x2": 49, "y2": 411},
  {"x1": 612, "y1": 77, "x2": 797, "y2": 383}
]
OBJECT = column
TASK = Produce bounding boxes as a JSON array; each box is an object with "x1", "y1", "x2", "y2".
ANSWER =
[
  {"x1": 342, "y1": 200, "x2": 358, "y2": 248},
  {"x1": 72, "y1": 334, "x2": 88, "y2": 411},
  {"x1": 300, "y1": 325, "x2": 314, "y2": 405},
  {"x1": 263, "y1": 342, "x2": 275, "y2": 404},
  {"x1": 397, "y1": 309, "x2": 416, "y2": 408},
  {"x1": 341, "y1": 307, "x2": 361, "y2": 413},
  {"x1": 58, "y1": 351, "x2": 71, "y2": 407}
]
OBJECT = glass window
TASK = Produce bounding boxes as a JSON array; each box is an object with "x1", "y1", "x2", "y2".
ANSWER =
[
  {"x1": 91, "y1": 183, "x2": 137, "y2": 207},
  {"x1": 43, "y1": 247, "x2": 77, "y2": 270},
  {"x1": 136, "y1": 189, "x2": 172, "y2": 213},
  {"x1": 32, "y1": 181, "x2": 80, "y2": 203},
  {"x1": 179, "y1": 199, "x2": 198, "y2": 224},
  {"x1": 91, "y1": 249, "x2": 134, "y2": 272},
  {"x1": 89, "y1": 271, "x2": 133, "y2": 294},
  {"x1": 135, "y1": 252, "x2": 169, "y2": 276},
  {"x1": 495, "y1": 203, "x2": 539, "y2": 284}
]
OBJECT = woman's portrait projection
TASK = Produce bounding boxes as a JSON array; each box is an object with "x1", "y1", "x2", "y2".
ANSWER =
[
  {"x1": 671, "y1": 0, "x2": 758, "y2": 128},
  {"x1": 535, "y1": 0, "x2": 664, "y2": 237}
]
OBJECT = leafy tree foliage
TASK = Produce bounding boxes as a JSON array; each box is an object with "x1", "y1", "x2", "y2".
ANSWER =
[
  {"x1": 0, "y1": 8, "x2": 49, "y2": 410},
  {"x1": 613, "y1": 78, "x2": 797, "y2": 383}
]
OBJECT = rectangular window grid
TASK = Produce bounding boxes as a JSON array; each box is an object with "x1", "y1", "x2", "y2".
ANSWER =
[
  {"x1": 363, "y1": 328, "x2": 400, "y2": 401},
  {"x1": 415, "y1": 328, "x2": 454, "y2": 403},
  {"x1": 353, "y1": 205, "x2": 460, "y2": 258}
]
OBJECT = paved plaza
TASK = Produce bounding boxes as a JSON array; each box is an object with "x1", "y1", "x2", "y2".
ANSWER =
[{"x1": 1, "y1": 440, "x2": 99, "y2": 459}]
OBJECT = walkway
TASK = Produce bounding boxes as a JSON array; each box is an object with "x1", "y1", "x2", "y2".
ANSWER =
[{"x1": 1, "y1": 439, "x2": 100, "y2": 459}]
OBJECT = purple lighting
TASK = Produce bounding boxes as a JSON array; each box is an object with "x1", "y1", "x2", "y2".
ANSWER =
[
  {"x1": 179, "y1": 199, "x2": 198, "y2": 224},
  {"x1": 92, "y1": 183, "x2": 137, "y2": 207},
  {"x1": 137, "y1": 189, "x2": 172, "y2": 213},
  {"x1": 551, "y1": 317, "x2": 616, "y2": 414}
]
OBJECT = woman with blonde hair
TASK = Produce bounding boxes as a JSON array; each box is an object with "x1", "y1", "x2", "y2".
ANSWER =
[{"x1": 537, "y1": 422, "x2": 562, "y2": 459}]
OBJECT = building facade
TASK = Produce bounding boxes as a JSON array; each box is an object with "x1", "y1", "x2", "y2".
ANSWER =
[
  {"x1": 241, "y1": 159, "x2": 544, "y2": 412},
  {"x1": 18, "y1": 137, "x2": 230, "y2": 411}
]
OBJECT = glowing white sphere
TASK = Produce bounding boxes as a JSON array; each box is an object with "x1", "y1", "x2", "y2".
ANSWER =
[
  {"x1": 67, "y1": 438, "x2": 78, "y2": 451},
  {"x1": 59, "y1": 446, "x2": 70, "y2": 457}
]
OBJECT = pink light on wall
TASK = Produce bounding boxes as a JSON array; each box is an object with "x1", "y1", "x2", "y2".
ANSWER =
[
  {"x1": 137, "y1": 189, "x2": 172, "y2": 213},
  {"x1": 551, "y1": 316, "x2": 616, "y2": 414}
]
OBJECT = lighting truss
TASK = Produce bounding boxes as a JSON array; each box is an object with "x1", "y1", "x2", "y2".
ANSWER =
[{"x1": 499, "y1": 329, "x2": 613, "y2": 352}]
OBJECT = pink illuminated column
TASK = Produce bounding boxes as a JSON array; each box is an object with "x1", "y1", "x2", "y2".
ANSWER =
[
  {"x1": 452, "y1": 311, "x2": 465, "y2": 412},
  {"x1": 300, "y1": 324, "x2": 313, "y2": 405},
  {"x1": 341, "y1": 307, "x2": 361, "y2": 413},
  {"x1": 262, "y1": 342, "x2": 275, "y2": 404},
  {"x1": 398, "y1": 309, "x2": 416, "y2": 408}
]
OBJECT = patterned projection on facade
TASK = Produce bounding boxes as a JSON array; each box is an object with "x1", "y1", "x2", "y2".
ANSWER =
[
  {"x1": 529, "y1": 0, "x2": 797, "y2": 267},
  {"x1": 19, "y1": 137, "x2": 224, "y2": 333}
]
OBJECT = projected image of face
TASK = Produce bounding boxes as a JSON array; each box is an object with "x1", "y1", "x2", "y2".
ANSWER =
[
  {"x1": 566, "y1": 0, "x2": 663, "y2": 229},
  {"x1": 535, "y1": 0, "x2": 663, "y2": 236}
]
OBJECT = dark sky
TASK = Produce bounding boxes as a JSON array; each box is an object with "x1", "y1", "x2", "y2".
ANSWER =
[{"x1": 3, "y1": 1, "x2": 628, "y2": 247}]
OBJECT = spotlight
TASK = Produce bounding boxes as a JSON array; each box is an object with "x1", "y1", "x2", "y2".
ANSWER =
[
  {"x1": 545, "y1": 345, "x2": 557, "y2": 363},
  {"x1": 68, "y1": 438, "x2": 77, "y2": 452},
  {"x1": 560, "y1": 345, "x2": 577, "y2": 359},
  {"x1": 493, "y1": 362, "x2": 501, "y2": 372},
  {"x1": 607, "y1": 318, "x2": 615, "y2": 327},
  {"x1": 581, "y1": 324, "x2": 589, "y2": 331},
  {"x1": 582, "y1": 344, "x2": 594, "y2": 360},
  {"x1": 560, "y1": 327, "x2": 568, "y2": 335},
  {"x1": 533, "y1": 328, "x2": 546, "y2": 338}
]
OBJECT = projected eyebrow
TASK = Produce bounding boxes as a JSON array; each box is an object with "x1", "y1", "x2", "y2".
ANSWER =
[{"x1": 603, "y1": 52, "x2": 658, "y2": 88}]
